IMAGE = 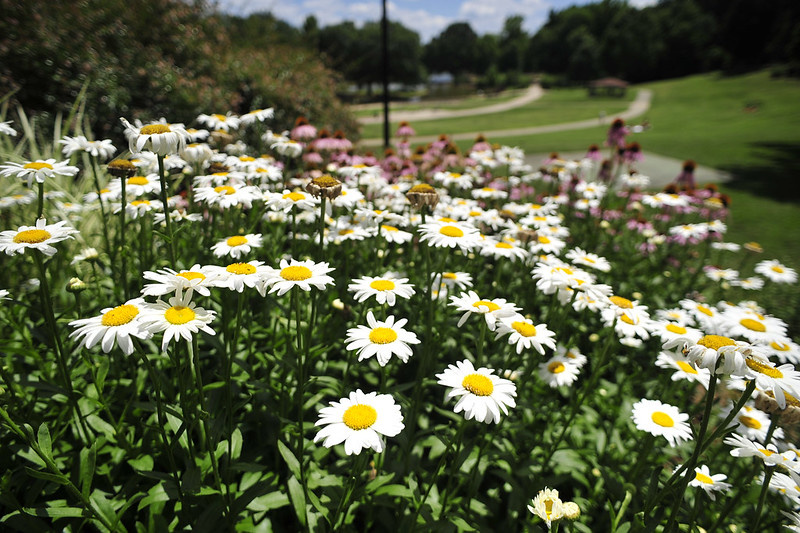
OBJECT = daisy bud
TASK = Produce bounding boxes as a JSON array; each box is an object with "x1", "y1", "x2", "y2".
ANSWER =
[
  {"x1": 66, "y1": 277, "x2": 87, "y2": 293},
  {"x1": 306, "y1": 174, "x2": 343, "y2": 199},
  {"x1": 563, "y1": 501, "x2": 580, "y2": 520}
]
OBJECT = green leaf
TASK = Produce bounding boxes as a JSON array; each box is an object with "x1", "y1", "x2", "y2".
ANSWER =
[
  {"x1": 230, "y1": 428, "x2": 243, "y2": 461},
  {"x1": 138, "y1": 483, "x2": 170, "y2": 511},
  {"x1": 79, "y1": 442, "x2": 97, "y2": 499},
  {"x1": 246, "y1": 491, "x2": 290, "y2": 512},
  {"x1": 96, "y1": 357, "x2": 110, "y2": 393},
  {"x1": 36, "y1": 424, "x2": 52, "y2": 460},
  {"x1": 23, "y1": 467, "x2": 67, "y2": 485},
  {"x1": 277, "y1": 440, "x2": 301, "y2": 480},
  {"x1": 616, "y1": 523, "x2": 631, "y2": 533},
  {"x1": 126, "y1": 455, "x2": 153, "y2": 473},
  {"x1": 24, "y1": 506, "x2": 89, "y2": 518},
  {"x1": 373, "y1": 484, "x2": 413, "y2": 498},
  {"x1": 90, "y1": 490, "x2": 119, "y2": 529},
  {"x1": 287, "y1": 475, "x2": 307, "y2": 527},
  {"x1": 451, "y1": 516, "x2": 476, "y2": 531}
]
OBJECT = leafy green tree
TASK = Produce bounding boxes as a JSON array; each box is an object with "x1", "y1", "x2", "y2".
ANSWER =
[{"x1": 423, "y1": 22, "x2": 479, "y2": 81}]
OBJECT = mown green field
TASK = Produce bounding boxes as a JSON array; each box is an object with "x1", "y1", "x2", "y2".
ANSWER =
[
  {"x1": 358, "y1": 88, "x2": 635, "y2": 139},
  {"x1": 352, "y1": 88, "x2": 528, "y2": 118}
]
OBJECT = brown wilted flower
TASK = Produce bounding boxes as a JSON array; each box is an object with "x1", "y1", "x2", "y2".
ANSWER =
[
  {"x1": 405, "y1": 183, "x2": 439, "y2": 209},
  {"x1": 306, "y1": 174, "x2": 342, "y2": 199},
  {"x1": 107, "y1": 159, "x2": 137, "y2": 178}
]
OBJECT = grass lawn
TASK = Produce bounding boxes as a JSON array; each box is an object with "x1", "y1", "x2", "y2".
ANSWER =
[
  {"x1": 359, "y1": 88, "x2": 634, "y2": 139},
  {"x1": 351, "y1": 88, "x2": 528, "y2": 118}
]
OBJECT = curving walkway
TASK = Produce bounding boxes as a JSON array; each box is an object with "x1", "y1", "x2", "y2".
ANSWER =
[
  {"x1": 359, "y1": 88, "x2": 652, "y2": 147},
  {"x1": 358, "y1": 84, "x2": 545, "y2": 125}
]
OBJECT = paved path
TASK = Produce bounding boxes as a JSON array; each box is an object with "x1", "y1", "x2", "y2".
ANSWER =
[
  {"x1": 358, "y1": 84, "x2": 544, "y2": 125},
  {"x1": 360, "y1": 89, "x2": 652, "y2": 147}
]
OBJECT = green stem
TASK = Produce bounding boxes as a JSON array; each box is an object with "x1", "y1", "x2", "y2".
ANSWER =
[
  {"x1": 330, "y1": 452, "x2": 371, "y2": 531},
  {"x1": 119, "y1": 172, "x2": 129, "y2": 300},
  {"x1": 37, "y1": 181, "x2": 45, "y2": 219},
  {"x1": 751, "y1": 467, "x2": 774, "y2": 532},
  {"x1": 33, "y1": 253, "x2": 90, "y2": 443},
  {"x1": 156, "y1": 154, "x2": 177, "y2": 266},
  {"x1": 89, "y1": 156, "x2": 114, "y2": 265}
]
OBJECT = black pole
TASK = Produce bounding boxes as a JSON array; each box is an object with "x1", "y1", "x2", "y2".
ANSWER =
[{"x1": 381, "y1": 0, "x2": 390, "y2": 150}]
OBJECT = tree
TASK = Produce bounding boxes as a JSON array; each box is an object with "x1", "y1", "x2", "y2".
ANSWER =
[
  {"x1": 423, "y1": 22, "x2": 479, "y2": 81},
  {"x1": 498, "y1": 15, "x2": 528, "y2": 73}
]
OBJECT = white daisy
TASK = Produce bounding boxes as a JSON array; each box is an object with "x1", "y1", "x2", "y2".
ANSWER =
[
  {"x1": 344, "y1": 311, "x2": 420, "y2": 366},
  {"x1": 665, "y1": 334, "x2": 756, "y2": 376},
  {"x1": 538, "y1": 355, "x2": 581, "y2": 388},
  {"x1": 755, "y1": 260, "x2": 798, "y2": 284},
  {"x1": 769, "y1": 339, "x2": 800, "y2": 365},
  {"x1": 685, "y1": 464, "x2": 731, "y2": 501},
  {"x1": 120, "y1": 118, "x2": 190, "y2": 156},
  {"x1": 314, "y1": 389, "x2": 404, "y2": 455},
  {"x1": 194, "y1": 183, "x2": 260, "y2": 210},
  {"x1": 724, "y1": 433, "x2": 797, "y2": 468},
  {"x1": 265, "y1": 190, "x2": 319, "y2": 212},
  {"x1": 722, "y1": 404, "x2": 784, "y2": 443},
  {"x1": 196, "y1": 112, "x2": 241, "y2": 132},
  {"x1": 436, "y1": 359, "x2": 517, "y2": 424},
  {"x1": 0, "y1": 218, "x2": 79, "y2": 256},
  {"x1": 109, "y1": 174, "x2": 162, "y2": 198},
  {"x1": 449, "y1": 290, "x2": 520, "y2": 331},
  {"x1": 527, "y1": 487, "x2": 564, "y2": 530},
  {"x1": 480, "y1": 238, "x2": 528, "y2": 262},
  {"x1": 240, "y1": 108, "x2": 274, "y2": 126},
  {"x1": 262, "y1": 258, "x2": 335, "y2": 296},
  {"x1": 138, "y1": 290, "x2": 216, "y2": 351},
  {"x1": 207, "y1": 260, "x2": 269, "y2": 295},
  {"x1": 631, "y1": 399, "x2": 692, "y2": 447},
  {"x1": 378, "y1": 224, "x2": 414, "y2": 244},
  {"x1": 69, "y1": 298, "x2": 151, "y2": 355},
  {"x1": 348, "y1": 275, "x2": 416, "y2": 307},
  {"x1": 211, "y1": 233, "x2": 263, "y2": 259},
  {"x1": 495, "y1": 314, "x2": 556, "y2": 355},
  {"x1": 565, "y1": 247, "x2": 611, "y2": 272},
  {"x1": 141, "y1": 265, "x2": 220, "y2": 298},
  {"x1": 433, "y1": 271, "x2": 473, "y2": 291},
  {"x1": 655, "y1": 351, "x2": 711, "y2": 389},
  {"x1": 418, "y1": 220, "x2": 481, "y2": 253},
  {"x1": 0, "y1": 121, "x2": 17, "y2": 136},
  {"x1": 742, "y1": 354, "x2": 800, "y2": 410},
  {"x1": 0, "y1": 158, "x2": 80, "y2": 188}
]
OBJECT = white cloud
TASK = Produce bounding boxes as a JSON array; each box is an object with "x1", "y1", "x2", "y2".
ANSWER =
[{"x1": 458, "y1": 0, "x2": 550, "y2": 37}]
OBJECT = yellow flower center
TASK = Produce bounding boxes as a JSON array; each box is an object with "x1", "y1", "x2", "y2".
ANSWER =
[
  {"x1": 583, "y1": 256, "x2": 596, "y2": 263},
  {"x1": 462, "y1": 373, "x2": 493, "y2": 396},
  {"x1": 609, "y1": 296, "x2": 633, "y2": 309},
  {"x1": 213, "y1": 114, "x2": 227, "y2": 121},
  {"x1": 548, "y1": 361, "x2": 565, "y2": 374},
  {"x1": 443, "y1": 272, "x2": 457, "y2": 279},
  {"x1": 342, "y1": 404, "x2": 377, "y2": 430},
  {"x1": 140, "y1": 124, "x2": 170, "y2": 135},
  {"x1": 226, "y1": 262, "x2": 256, "y2": 275},
  {"x1": 381, "y1": 225, "x2": 398, "y2": 232},
  {"x1": 740, "y1": 318, "x2": 766, "y2": 332},
  {"x1": 101, "y1": 304, "x2": 139, "y2": 327},
  {"x1": 496, "y1": 242, "x2": 513, "y2": 249},
  {"x1": 512, "y1": 321, "x2": 537, "y2": 337},
  {"x1": 771, "y1": 341, "x2": 790, "y2": 352},
  {"x1": 164, "y1": 305, "x2": 195, "y2": 325},
  {"x1": 695, "y1": 472, "x2": 714, "y2": 485},
  {"x1": 696, "y1": 305, "x2": 714, "y2": 316},
  {"x1": 772, "y1": 265, "x2": 785, "y2": 273},
  {"x1": 127, "y1": 176, "x2": 149, "y2": 186},
  {"x1": 408, "y1": 184, "x2": 435, "y2": 193},
  {"x1": 280, "y1": 265, "x2": 312, "y2": 281},
  {"x1": 697, "y1": 335, "x2": 736, "y2": 351},
  {"x1": 473, "y1": 300, "x2": 500, "y2": 312},
  {"x1": 177, "y1": 271, "x2": 205, "y2": 282},
  {"x1": 651, "y1": 411, "x2": 674, "y2": 427},
  {"x1": 214, "y1": 185, "x2": 236, "y2": 195},
  {"x1": 739, "y1": 415, "x2": 762, "y2": 430},
  {"x1": 13, "y1": 229, "x2": 51, "y2": 244},
  {"x1": 676, "y1": 361, "x2": 698, "y2": 375},
  {"x1": 745, "y1": 357, "x2": 783, "y2": 378},
  {"x1": 23, "y1": 162, "x2": 53, "y2": 170},
  {"x1": 339, "y1": 229, "x2": 354, "y2": 235},
  {"x1": 439, "y1": 217, "x2": 457, "y2": 223},
  {"x1": 226, "y1": 236, "x2": 248, "y2": 247},
  {"x1": 439, "y1": 225, "x2": 464, "y2": 238},
  {"x1": 620, "y1": 315, "x2": 636, "y2": 325},
  {"x1": 369, "y1": 327, "x2": 397, "y2": 344},
  {"x1": 369, "y1": 279, "x2": 395, "y2": 291},
  {"x1": 312, "y1": 175, "x2": 340, "y2": 188},
  {"x1": 468, "y1": 211, "x2": 482, "y2": 217},
  {"x1": 239, "y1": 156, "x2": 255, "y2": 162},
  {"x1": 283, "y1": 192, "x2": 306, "y2": 202},
  {"x1": 759, "y1": 448, "x2": 775, "y2": 457},
  {"x1": 131, "y1": 200, "x2": 150, "y2": 206},
  {"x1": 537, "y1": 236, "x2": 551, "y2": 244},
  {"x1": 666, "y1": 324, "x2": 687, "y2": 335}
]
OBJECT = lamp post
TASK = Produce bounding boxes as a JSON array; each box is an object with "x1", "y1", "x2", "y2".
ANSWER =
[{"x1": 381, "y1": 0, "x2": 390, "y2": 150}]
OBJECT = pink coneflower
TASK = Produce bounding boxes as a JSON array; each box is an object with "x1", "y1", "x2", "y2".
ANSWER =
[
  {"x1": 471, "y1": 134, "x2": 492, "y2": 152},
  {"x1": 395, "y1": 121, "x2": 415, "y2": 138},
  {"x1": 584, "y1": 144, "x2": 602, "y2": 161},
  {"x1": 312, "y1": 129, "x2": 337, "y2": 151},
  {"x1": 396, "y1": 139, "x2": 411, "y2": 159},
  {"x1": 291, "y1": 116, "x2": 317, "y2": 141},
  {"x1": 675, "y1": 160, "x2": 697, "y2": 190},
  {"x1": 606, "y1": 118, "x2": 629, "y2": 148},
  {"x1": 597, "y1": 159, "x2": 613, "y2": 183},
  {"x1": 332, "y1": 130, "x2": 353, "y2": 151},
  {"x1": 624, "y1": 142, "x2": 644, "y2": 164},
  {"x1": 303, "y1": 148, "x2": 324, "y2": 166},
  {"x1": 543, "y1": 152, "x2": 561, "y2": 165}
]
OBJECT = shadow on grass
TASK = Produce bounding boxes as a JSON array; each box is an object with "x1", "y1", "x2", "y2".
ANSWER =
[{"x1": 721, "y1": 142, "x2": 800, "y2": 202}]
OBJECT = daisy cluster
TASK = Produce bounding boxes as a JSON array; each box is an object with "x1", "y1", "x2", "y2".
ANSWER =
[{"x1": 1, "y1": 108, "x2": 799, "y2": 531}]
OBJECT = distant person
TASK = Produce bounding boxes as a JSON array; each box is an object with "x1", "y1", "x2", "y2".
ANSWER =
[{"x1": 674, "y1": 160, "x2": 697, "y2": 190}]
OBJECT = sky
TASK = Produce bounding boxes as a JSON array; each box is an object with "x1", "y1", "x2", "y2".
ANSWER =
[{"x1": 213, "y1": 0, "x2": 658, "y2": 43}]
